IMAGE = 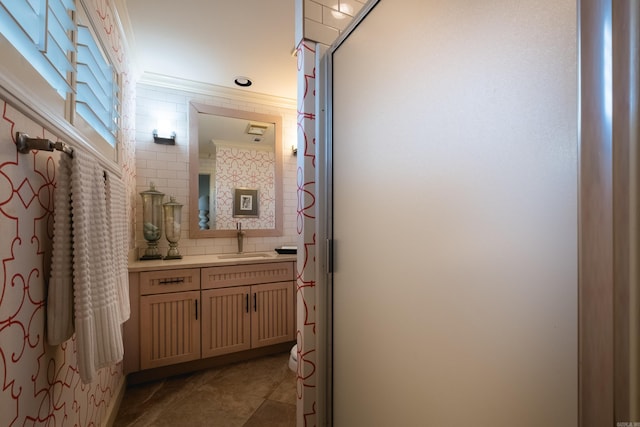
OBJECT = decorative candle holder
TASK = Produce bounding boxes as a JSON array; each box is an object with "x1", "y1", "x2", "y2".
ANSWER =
[
  {"x1": 198, "y1": 195, "x2": 210, "y2": 230},
  {"x1": 163, "y1": 196, "x2": 183, "y2": 259},
  {"x1": 139, "y1": 183, "x2": 164, "y2": 260}
]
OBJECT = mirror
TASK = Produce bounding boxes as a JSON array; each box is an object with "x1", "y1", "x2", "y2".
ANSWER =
[{"x1": 189, "y1": 102, "x2": 283, "y2": 238}]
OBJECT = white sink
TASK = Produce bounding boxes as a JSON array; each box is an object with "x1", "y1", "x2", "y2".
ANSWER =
[{"x1": 217, "y1": 252, "x2": 273, "y2": 260}]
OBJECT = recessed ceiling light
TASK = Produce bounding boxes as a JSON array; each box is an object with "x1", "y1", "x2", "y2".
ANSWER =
[{"x1": 234, "y1": 76, "x2": 252, "y2": 87}]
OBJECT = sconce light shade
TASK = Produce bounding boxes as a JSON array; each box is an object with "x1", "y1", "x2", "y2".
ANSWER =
[{"x1": 153, "y1": 129, "x2": 176, "y2": 145}]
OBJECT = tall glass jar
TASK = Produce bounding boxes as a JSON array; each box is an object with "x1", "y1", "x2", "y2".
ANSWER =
[
  {"x1": 163, "y1": 196, "x2": 183, "y2": 259},
  {"x1": 139, "y1": 183, "x2": 164, "y2": 260}
]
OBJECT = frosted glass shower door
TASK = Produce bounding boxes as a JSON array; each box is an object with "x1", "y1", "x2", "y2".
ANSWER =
[{"x1": 327, "y1": 0, "x2": 578, "y2": 426}]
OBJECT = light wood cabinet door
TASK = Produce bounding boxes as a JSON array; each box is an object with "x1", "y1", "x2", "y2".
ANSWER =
[
  {"x1": 251, "y1": 281, "x2": 295, "y2": 348},
  {"x1": 201, "y1": 286, "x2": 251, "y2": 358},
  {"x1": 140, "y1": 291, "x2": 201, "y2": 369}
]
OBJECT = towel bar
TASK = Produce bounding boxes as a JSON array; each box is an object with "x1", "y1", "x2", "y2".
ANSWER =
[{"x1": 16, "y1": 132, "x2": 74, "y2": 157}]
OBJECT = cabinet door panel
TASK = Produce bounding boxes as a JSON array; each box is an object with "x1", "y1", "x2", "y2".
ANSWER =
[
  {"x1": 251, "y1": 282, "x2": 294, "y2": 348},
  {"x1": 140, "y1": 291, "x2": 200, "y2": 369},
  {"x1": 201, "y1": 286, "x2": 251, "y2": 357}
]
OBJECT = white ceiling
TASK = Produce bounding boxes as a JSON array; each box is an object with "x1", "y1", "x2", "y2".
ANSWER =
[{"x1": 120, "y1": 0, "x2": 298, "y2": 101}]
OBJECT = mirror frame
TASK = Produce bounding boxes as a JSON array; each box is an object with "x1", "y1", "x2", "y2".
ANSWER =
[{"x1": 188, "y1": 102, "x2": 283, "y2": 238}]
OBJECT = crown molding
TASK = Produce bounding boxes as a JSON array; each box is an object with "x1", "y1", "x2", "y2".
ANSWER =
[{"x1": 138, "y1": 72, "x2": 297, "y2": 110}]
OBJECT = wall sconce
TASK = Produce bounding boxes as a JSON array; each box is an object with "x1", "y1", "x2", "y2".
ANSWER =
[{"x1": 153, "y1": 129, "x2": 176, "y2": 145}]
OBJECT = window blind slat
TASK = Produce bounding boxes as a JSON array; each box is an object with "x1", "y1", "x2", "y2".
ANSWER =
[
  {"x1": 76, "y1": 102, "x2": 115, "y2": 145},
  {"x1": 77, "y1": 27, "x2": 112, "y2": 81},
  {"x1": 77, "y1": 81, "x2": 111, "y2": 124},
  {"x1": 0, "y1": 0, "x2": 73, "y2": 96},
  {"x1": 44, "y1": 0, "x2": 74, "y2": 90},
  {"x1": 58, "y1": 0, "x2": 75, "y2": 11},
  {"x1": 50, "y1": 0, "x2": 75, "y2": 18},
  {"x1": 76, "y1": 24, "x2": 118, "y2": 146},
  {"x1": 77, "y1": 46, "x2": 111, "y2": 95},
  {"x1": 1, "y1": 0, "x2": 44, "y2": 45},
  {"x1": 48, "y1": 1, "x2": 74, "y2": 49},
  {"x1": 46, "y1": 34, "x2": 74, "y2": 76}
]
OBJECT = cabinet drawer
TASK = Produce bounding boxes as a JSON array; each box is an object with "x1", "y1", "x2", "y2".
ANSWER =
[
  {"x1": 201, "y1": 262, "x2": 294, "y2": 289},
  {"x1": 140, "y1": 268, "x2": 200, "y2": 295}
]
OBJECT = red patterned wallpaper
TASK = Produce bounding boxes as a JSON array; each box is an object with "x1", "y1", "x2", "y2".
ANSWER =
[
  {"x1": 0, "y1": 102, "x2": 123, "y2": 426},
  {"x1": 295, "y1": 39, "x2": 318, "y2": 427},
  {"x1": 0, "y1": 1, "x2": 136, "y2": 426}
]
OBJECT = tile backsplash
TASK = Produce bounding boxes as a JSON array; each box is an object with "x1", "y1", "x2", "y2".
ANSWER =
[{"x1": 134, "y1": 83, "x2": 298, "y2": 257}]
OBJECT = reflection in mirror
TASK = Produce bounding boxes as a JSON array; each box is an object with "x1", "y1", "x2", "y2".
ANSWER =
[
  {"x1": 197, "y1": 115, "x2": 275, "y2": 229},
  {"x1": 189, "y1": 102, "x2": 283, "y2": 238}
]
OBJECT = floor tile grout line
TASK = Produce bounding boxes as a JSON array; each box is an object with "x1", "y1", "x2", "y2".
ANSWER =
[{"x1": 242, "y1": 398, "x2": 267, "y2": 427}]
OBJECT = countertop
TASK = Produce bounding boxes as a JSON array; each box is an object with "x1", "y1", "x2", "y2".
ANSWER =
[{"x1": 128, "y1": 251, "x2": 297, "y2": 272}]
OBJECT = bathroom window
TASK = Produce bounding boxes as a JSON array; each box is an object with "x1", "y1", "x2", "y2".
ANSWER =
[{"x1": 0, "y1": 0, "x2": 75, "y2": 97}]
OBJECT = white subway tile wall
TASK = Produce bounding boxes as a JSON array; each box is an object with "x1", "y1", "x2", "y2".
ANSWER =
[
  {"x1": 134, "y1": 84, "x2": 298, "y2": 257},
  {"x1": 303, "y1": 0, "x2": 367, "y2": 45}
]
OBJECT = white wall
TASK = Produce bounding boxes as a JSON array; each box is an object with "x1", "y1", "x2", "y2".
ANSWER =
[
  {"x1": 134, "y1": 82, "x2": 298, "y2": 256},
  {"x1": 329, "y1": 0, "x2": 578, "y2": 425}
]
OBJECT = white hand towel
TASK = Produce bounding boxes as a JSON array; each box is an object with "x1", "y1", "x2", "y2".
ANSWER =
[
  {"x1": 47, "y1": 149, "x2": 130, "y2": 383},
  {"x1": 106, "y1": 172, "x2": 130, "y2": 322},
  {"x1": 70, "y1": 150, "x2": 124, "y2": 383},
  {"x1": 47, "y1": 154, "x2": 74, "y2": 345}
]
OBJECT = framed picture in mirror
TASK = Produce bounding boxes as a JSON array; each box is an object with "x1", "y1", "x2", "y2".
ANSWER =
[{"x1": 233, "y1": 188, "x2": 259, "y2": 217}]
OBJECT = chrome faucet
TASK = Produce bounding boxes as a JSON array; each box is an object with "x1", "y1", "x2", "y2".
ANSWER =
[{"x1": 236, "y1": 223, "x2": 245, "y2": 253}]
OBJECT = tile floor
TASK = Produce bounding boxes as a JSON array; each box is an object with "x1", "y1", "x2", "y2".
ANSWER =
[{"x1": 113, "y1": 352, "x2": 296, "y2": 427}]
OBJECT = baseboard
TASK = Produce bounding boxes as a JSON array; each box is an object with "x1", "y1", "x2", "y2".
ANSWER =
[{"x1": 103, "y1": 374, "x2": 127, "y2": 427}]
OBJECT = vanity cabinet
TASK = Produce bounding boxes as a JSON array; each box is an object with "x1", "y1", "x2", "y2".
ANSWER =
[
  {"x1": 138, "y1": 269, "x2": 201, "y2": 369},
  {"x1": 201, "y1": 262, "x2": 295, "y2": 357},
  {"x1": 126, "y1": 259, "x2": 296, "y2": 374}
]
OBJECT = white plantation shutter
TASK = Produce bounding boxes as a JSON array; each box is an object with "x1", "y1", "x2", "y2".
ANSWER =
[
  {"x1": 0, "y1": 0, "x2": 74, "y2": 97},
  {"x1": 76, "y1": 24, "x2": 119, "y2": 146},
  {"x1": 1, "y1": 0, "x2": 121, "y2": 147}
]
